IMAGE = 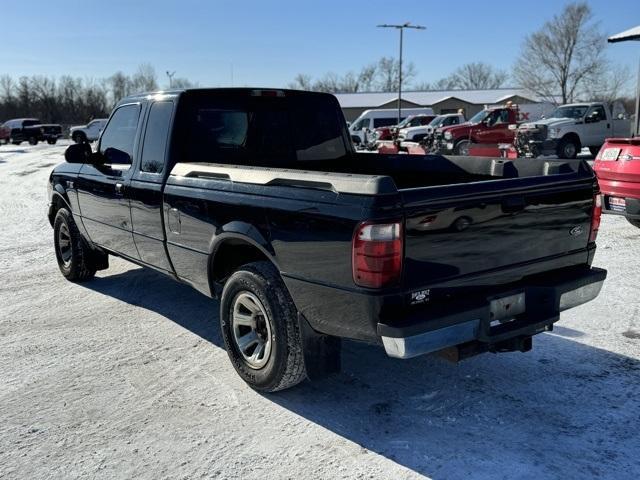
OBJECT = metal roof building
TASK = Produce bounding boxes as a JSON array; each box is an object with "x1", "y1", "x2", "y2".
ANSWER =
[{"x1": 334, "y1": 88, "x2": 542, "y2": 121}]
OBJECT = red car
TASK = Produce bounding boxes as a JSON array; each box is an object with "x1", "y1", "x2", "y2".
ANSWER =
[
  {"x1": 0, "y1": 122, "x2": 10, "y2": 144},
  {"x1": 594, "y1": 137, "x2": 640, "y2": 228}
]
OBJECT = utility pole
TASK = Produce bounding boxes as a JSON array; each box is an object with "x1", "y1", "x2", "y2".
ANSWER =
[
  {"x1": 166, "y1": 70, "x2": 176, "y2": 89},
  {"x1": 377, "y1": 22, "x2": 425, "y2": 125}
]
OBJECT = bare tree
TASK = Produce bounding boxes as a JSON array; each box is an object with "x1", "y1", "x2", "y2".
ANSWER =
[
  {"x1": 375, "y1": 56, "x2": 416, "y2": 92},
  {"x1": 171, "y1": 77, "x2": 196, "y2": 89},
  {"x1": 513, "y1": 2, "x2": 606, "y2": 104},
  {"x1": 448, "y1": 62, "x2": 508, "y2": 89},
  {"x1": 288, "y1": 73, "x2": 313, "y2": 90},
  {"x1": 584, "y1": 64, "x2": 632, "y2": 104},
  {"x1": 130, "y1": 63, "x2": 158, "y2": 94},
  {"x1": 108, "y1": 72, "x2": 130, "y2": 105}
]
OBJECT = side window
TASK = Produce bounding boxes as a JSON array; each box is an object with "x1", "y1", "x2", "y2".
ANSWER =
[
  {"x1": 99, "y1": 104, "x2": 141, "y2": 165},
  {"x1": 373, "y1": 118, "x2": 397, "y2": 128},
  {"x1": 141, "y1": 102, "x2": 174, "y2": 173},
  {"x1": 353, "y1": 118, "x2": 369, "y2": 130},
  {"x1": 588, "y1": 106, "x2": 606, "y2": 122}
]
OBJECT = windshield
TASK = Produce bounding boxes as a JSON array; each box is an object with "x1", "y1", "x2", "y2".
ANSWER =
[
  {"x1": 429, "y1": 116, "x2": 446, "y2": 127},
  {"x1": 549, "y1": 105, "x2": 589, "y2": 119},
  {"x1": 396, "y1": 116, "x2": 414, "y2": 128},
  {"x1": 468, "y1": 110, "x2": 490, "y2": 124}
]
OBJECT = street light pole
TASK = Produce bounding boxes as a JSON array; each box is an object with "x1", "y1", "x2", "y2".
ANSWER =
[
  {"x1": 377, "y1": 22, "x2": 426, "y2": 125},
  {"x1": 166, "y1": 70, "x2": 176, "y2": 89}
]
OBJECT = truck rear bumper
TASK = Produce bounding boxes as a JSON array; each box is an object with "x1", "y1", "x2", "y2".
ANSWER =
[{"x1": 378, "y1": 267, "x2": 606, "y2": 359}]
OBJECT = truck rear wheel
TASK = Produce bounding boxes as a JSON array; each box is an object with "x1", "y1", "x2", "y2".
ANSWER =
[
  {"x1": 220, "y1": 261, "x2": 306, "y2": 392},
  {"x1": 47, "y1": 138, "x2": 57, "y2": 145},
  {"x1": 53, "y1": 208, "x2": 99, "y2": 281}
]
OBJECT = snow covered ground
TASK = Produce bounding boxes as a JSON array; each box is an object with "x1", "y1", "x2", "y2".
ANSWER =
[{"x1": 0, "y1": 141, "x2": 639, "y2": 480}]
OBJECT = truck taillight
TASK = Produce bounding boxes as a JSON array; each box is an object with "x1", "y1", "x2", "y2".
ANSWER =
[
  {"x1": 590, "y1": 194, "x2": 602, "y2": 243},
  {"x1": 352, "y1": 221, "x2": 403, "y2": 288}
]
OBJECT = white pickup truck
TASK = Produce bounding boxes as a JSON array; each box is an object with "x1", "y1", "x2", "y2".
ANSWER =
[
  {"x1": 517, "y1": 102, "x2": 631, "y2": 159},
  {"x1": 397, "y1": 113, "x2": 466, "y2": 143},
  {"x1": 69, "y1": 118, "x2": 108, "y2": 143}
]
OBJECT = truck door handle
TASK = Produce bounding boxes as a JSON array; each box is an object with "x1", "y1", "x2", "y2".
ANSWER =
[{"x1": 115, "y1": 183, "x2": 124, "y2": 195}]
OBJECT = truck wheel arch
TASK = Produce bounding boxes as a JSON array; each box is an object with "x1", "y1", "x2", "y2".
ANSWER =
[
  {"x1": 208, "y1": 233, "x2": 279, "y2": 297},
  {"x1": 49, "y1": 190, "x2": 72, "y2": 227}
]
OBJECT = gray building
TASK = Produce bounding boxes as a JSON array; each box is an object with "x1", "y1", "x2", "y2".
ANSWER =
[{"x1": 334, "y1": 88, "x2": 541, "y2": 122}]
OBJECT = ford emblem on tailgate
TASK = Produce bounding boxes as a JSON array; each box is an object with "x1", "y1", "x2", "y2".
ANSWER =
[{"x1": 570, "y1": 226, "x2": 583, "y2": 236}]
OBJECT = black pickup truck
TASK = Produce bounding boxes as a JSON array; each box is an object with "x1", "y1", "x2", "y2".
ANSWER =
[
  {"x1": 48, "y1": 88, "x2": 606, "y2": 392},
  {"x1": 3, "y1": 118, "x2": 63, "y2": 145}
]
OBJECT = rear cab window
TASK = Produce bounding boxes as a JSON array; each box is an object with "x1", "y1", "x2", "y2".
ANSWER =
[{"x1": 179, "y1": 92, "x2": 349, "y2": 168}]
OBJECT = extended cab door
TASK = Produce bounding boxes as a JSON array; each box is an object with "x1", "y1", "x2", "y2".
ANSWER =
[
  {"x1": 76, "y1": 103, "x2": 142, "y2": 259},
  {"x1": 128, "y1": 100, "x2": 176, "y2": 272}
]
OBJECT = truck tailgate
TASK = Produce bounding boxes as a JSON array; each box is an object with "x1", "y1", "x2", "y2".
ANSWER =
[{"x1": 401, "y1": 172, "x2": 596, "y2": 290}]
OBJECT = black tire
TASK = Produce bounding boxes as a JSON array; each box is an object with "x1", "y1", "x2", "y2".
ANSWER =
[
  {"x1": 452, "y1": 216, "x2": 472, "y2": 232},
  {"x1": 557, "y1": 137, "x2": 579, "y2": 159},
  {"x1": 627, "y1": 218, "x2": 640, "y2": 229},
  {"x1": 72, "y1": 132, "x2": 87, "y2": 144},
  {"x1": 589, "y1": 146, "x2": 601, "y2": 157},
  {"x1": 47, "y1": 138, "x2": 57, "y2": 145},
  {"x1": 53, "y1": 208, "x2": 98, "y2": 281},
  {"x1": 454, "y1": 139, "x2": 470, "y2": 156},
  {"x1": 11, "y1": 138, "x2": 20, "y2": 145},
  {"x1": 220, "y1": 261, "x2": 306, "y2": 392}
]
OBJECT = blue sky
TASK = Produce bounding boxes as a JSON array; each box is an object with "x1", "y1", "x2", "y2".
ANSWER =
[{"x1": 1, "y1": 0, "x2": 638, "y2": 90}]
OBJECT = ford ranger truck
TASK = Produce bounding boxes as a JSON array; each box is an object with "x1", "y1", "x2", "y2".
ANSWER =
[
  {"x1": 594, "y1": 137, "x2": 640, "y2": 228},
  {"x1": 48, "y1": 88, "x2": 607, "y2": 392}
]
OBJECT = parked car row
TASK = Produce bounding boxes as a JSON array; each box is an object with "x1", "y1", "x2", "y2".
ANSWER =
[{"x1": 0, "y1": 117, "x2": 108, "y2": 146}]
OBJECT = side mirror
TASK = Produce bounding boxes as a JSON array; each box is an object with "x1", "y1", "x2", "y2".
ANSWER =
[
  {"x1": 64, "y1": 143, "x2": 92, "y2": 163},
  {"x1": 104, "y1": 147, "x2": 132, "y2": 165}
]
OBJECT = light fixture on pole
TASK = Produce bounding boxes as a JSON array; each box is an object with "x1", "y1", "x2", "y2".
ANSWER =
[
  {"x1": 166, "y1": 70, "x2": 176, "y2": 89},
  {"x1": 377, "y1": 22, "x2": 426, "y2": 125}
]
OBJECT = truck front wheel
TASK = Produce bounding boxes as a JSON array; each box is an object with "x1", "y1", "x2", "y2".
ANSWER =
[
  {"x1": 28, "y1": 136, "x2": 38, "y2": 146},
  {"x1": 557, "y1": 137, "x2": 579, "y2": 159},
  {"x1": 53, "y1": 208, "x2": 100, "y2": 281},
  {"x1": 454, "y1": 139, "x2": 470, "y2": 155},
  {"x1": 220, "y1": 261, "x2": 306, "y2": 392}
]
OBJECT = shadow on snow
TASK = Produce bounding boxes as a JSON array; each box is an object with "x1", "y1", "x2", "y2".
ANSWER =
[{"x1": 83, "y1": 266, "x2": 640, "y2": 480}]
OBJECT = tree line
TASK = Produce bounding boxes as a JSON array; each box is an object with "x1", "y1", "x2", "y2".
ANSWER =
[
  {"x1": 0, "y1": 64, "x2": 195, "y2": 126},
  {"x1": 290, "y1": 2, "x2": 632, "y2": 105}
]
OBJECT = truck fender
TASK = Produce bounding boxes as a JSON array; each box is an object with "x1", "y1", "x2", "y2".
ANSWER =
[
  {"x1": 207, "y1": 222, "x2": 278, "y2": 296},
  {"x1": 49, "y1": 188, "x2": 72, "y2": 225}
]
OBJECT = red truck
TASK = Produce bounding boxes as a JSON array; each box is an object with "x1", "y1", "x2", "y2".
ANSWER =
[
  {"x1": 434, "y1": 103, "x2": 550, "y2": 155},
  {"x1": 594, "y1": 137, "x2": 640, "y2": 228}
]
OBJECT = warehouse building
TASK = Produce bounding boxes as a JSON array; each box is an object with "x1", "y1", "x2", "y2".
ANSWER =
[{"x1": 334, "y1": 88, "x2": 541, "y2": 122}]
